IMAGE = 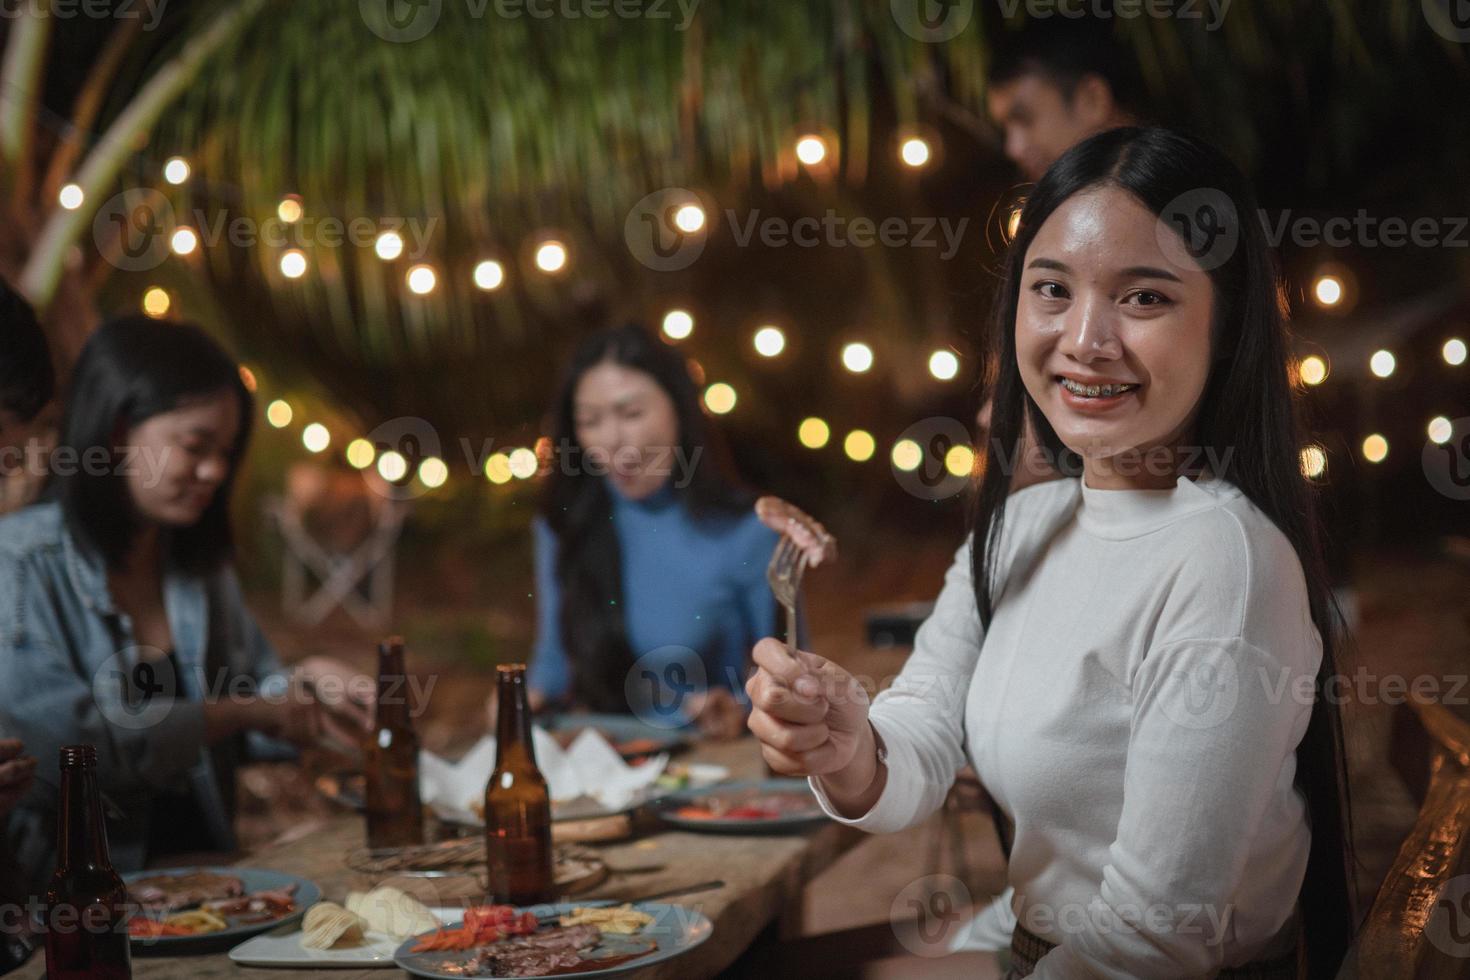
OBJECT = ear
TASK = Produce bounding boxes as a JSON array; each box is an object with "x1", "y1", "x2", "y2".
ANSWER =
[{"x1": 1070, "y1": 73, "x2": 1118, "y2": 128}]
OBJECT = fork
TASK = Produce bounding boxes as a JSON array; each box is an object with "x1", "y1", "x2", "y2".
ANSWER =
[{"x1": 766, "y1": 535, "x2": 810, "y2": 662}]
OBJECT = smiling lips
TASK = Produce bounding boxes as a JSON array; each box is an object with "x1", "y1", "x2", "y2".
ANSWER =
[{"x1": 1055, "y1": 374, "x2": 1142, "y2": 410}]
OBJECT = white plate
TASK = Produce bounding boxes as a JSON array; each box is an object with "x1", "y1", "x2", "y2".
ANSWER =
[{"x1": 227, "y1": 906, "x2": 460, "y2": 968}]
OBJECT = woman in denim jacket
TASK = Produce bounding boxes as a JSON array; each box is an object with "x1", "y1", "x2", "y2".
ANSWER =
[{"x1": 0, "y1": 316, "x2": 367, "y2": 900}]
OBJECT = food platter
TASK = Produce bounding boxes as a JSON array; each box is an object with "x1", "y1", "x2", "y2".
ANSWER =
[
  {"x1": 654, "y1": 778, "x2": 828, "y2": 833},
  {"x1": 124, "y1": 866, "x2": 320, "y2": 951}
]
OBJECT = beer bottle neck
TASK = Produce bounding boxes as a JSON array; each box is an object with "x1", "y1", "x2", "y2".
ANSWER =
[
  {"x1": 57, "y1": 764, "x2": 111, "y2": 871},
  {"x1": 494, "y1": 672, "x2": 537, "y2": 768},
  {"x1": 374, "y1": 648, "x2": 413, "y2": 730}
]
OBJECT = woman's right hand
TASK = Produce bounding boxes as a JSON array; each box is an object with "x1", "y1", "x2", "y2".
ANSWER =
[{"x1": 744, "y1": 638, "x2": 881, "y2": 812}]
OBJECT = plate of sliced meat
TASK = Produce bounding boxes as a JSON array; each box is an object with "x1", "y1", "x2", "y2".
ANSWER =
[
  {"x1": 394, "y1": 900, "x2": 712, "y2": 978},
  {"x1": 124, "y1": 866, "x2": 320, "y2": 951}
]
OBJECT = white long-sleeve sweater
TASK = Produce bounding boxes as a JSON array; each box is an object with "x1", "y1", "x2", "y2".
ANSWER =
[{"x1": 812, "y1": 472, "x2": 1318, "y2": 978}]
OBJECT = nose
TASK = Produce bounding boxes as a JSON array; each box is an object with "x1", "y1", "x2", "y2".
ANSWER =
[
  {"x1": 1055, "y1": 293, "x2": 1123, "y2": 364},
  {"x1": 196, "y1": 454, "x2": 229, "y2": 486}
]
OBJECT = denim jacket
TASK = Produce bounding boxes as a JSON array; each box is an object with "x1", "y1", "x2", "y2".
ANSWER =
[{"x1": 0, "y1": 502, "x2": 292, "y2": 897}]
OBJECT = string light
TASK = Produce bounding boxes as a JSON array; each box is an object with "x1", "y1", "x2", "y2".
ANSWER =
[
  {"x1": 1445, "y1": 338, "x2": 1467, "y2": 366},
  {"x1": 945, "y1": 444, "x2": 975, "y2": 478},
  {"x1": 673, "y1": 204, "x2": 706, "y2": 234},
  {"x1": 280, "y1": 249, "x2": 308, "y2": 279},
  {"x1": 535, "y1": 240, "x2": 568, "y2": 273},
  {"x1": 277, "y1": 196, "x2": 304, "y2": 223},
  {"x1": 58, "y1": 184, "x2": 84, "y2": 210},
  {"x1": 170, "y1": 227, "x2": 198, "y2": 256},
  {"x1": 900, "y1": 137, "x2": 930, "y2": 168},
  {"x1": 377, "y1": 450, "x2": 408, "y2": 482},
  {"x1": 842, "y1": 342, "x2": 874, "y2": 374},
  {"x1": 844, "y1": 430, "x2": 876, "y2": 462},
  {"x1": 891, "y1": 439, "x2": 922, "y2": 471},
  {"x1": 1006, "y1": 207, "x2": 1022, "y2": 241},
  {"x1": 795, "y1": 135, "x2": 827, "y2": 166},
  {"x1": 1369, "y1": 349, "x2": 1395, "y2": 378},
  {"x1": 508, "y1": 448, "x2": 539, "y2": 479},
  {"x1": 406, "y1": 264, "x2": 437, "y2": 294},
  {"x1": 418, "y1": 456, "x2": 449, "y2": 488},
  {"x1": 1297, "y1": 355, "x2": 1328, "y2": 386},
  {"x1": 474, "y1": 260, "x2": 505, "y2": 291},
  {"x1": 662, "y1": 310, "x2": 694, "y2": 341},
  {"x1": 753, "y1": 326, "x2": 786, "y2": 357},
  {"x1": 798, "y1": 417, "x2": 830, "y2": 449},
  {"x1": 1313, "y1": 275, "x2": 1343, "y2": 308},
  {"x1": 374, "y1": 231, "x2": 404, "y2": 261},
  {"x1": 1299, "y1": 445, "x2": 1327, "y2": 479},
  {"x1": 302, "y1": 423, "x2": 331, "y2": 454},
  {"x1": 163, "y1": 157, "x2": 190, "y2": 185},
  {"x1": 928, "y1": 350, "x2": 959, "y2": 381},
  {"x1": 704, "y1": 383, "x2": 737, "y2": 414},
  {"x1": 141, "y1": 287, "x2": 170, "y2": 318},
  {"x1": 346, "y1": 438, "x2": 375, "y2": 469},
  {"x1": 266, "y1": 400, "x2": 293, "y2": 428},
  {"x1": 238, "y1": 366, "x2": 258, "y2": 392},
  {"x1": 1361, "y1": 434, "x2": 1388, "y2": 463},
  {"x1": 484, "y1": 452, "x2": 513, "y2": 485},
  {"x1": 1428, "y1": 416, "x2": 1453, "y2": 445}
]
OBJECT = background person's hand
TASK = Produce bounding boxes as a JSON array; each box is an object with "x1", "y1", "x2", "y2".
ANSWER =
[
  {"x1": 744, "y1": 638, "x2": 871, "y2": 777},
  {"x1": 682, "y1": 686, "x2": 746, "y2": 741},
  {"x1": 0, "y1": 739, "x2": 36, "y2": 815},
  {"x1": 755, "y1": 497, "x2": 837, "y2": 567},
  {"x1": 296, "y1": 655, "x2": 375, "y2": 732}
]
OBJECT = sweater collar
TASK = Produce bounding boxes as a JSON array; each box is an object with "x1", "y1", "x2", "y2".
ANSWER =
[{"x1": 1076, "y1": 469, "x2": 1238, "y2": 539}]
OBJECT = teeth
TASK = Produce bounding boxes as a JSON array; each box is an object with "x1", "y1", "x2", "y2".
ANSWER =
[{"x1": 1060, "y1": 377, "x2": 1138, "y2": 398}]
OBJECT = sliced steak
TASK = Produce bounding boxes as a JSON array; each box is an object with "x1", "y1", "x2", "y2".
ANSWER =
[{"x1": 128, "y1": 871, "x2": 245, "y2": 912}]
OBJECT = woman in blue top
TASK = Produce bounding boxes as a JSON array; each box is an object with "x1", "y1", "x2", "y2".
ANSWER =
[{"x1": 512, "y1": 323, "x2": 825, "y2": 740}]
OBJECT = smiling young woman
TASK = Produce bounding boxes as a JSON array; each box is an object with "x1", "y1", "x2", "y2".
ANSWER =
[{"x1": 745, "y1": 127, "x2": 1354, "y2": 979}]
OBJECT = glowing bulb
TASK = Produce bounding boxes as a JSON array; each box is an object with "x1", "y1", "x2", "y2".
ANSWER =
[
  {"x1": 1313, "y1": 275, "x2": 1343, "y2": 307},
  {"x1": 928, "y1": 350, "x2": 959, "y2": 381},
  {"x1": 753, "y1": 326, "x2": 786, "y2": 358},
  {"x1": 238, "y1": 366, "x2": 257, "y2": 392},
  {"x1": 891, "y1": 439, "x2": 922, "y2": 472},
  {"x1": 474, "y1": 259, "x2": 505, "y2": 291},
  {"x1": 406, "y1": 264, "x2": 437, "y2": 294},
  {"x1": 302, "y1": 423, "x2": 331, "y2": 454},
  {"x1": 280, "y1": 249, "x2": 308, "y2": 279},
  {"x1": 484, "y1": 452, "x2": 512, "y2": 485},
  {"x1": 277, "y1": 196, "x2": 303, "y2": 223},
  {"x1": 1369, "y1": 349, "x2": 1395, "y2": 378},
  {"x1": 1361, "y1": 434, "x2": 1388, "y2": 463},
  {"x1": 704, "y1": 383, "x2": 737, "y2": 415},
  {"x1": 1298, "y1": 355, "x2": 1328, "y2": 386},
  {"x1": 1444, "y1": 338, "x2": 1467, "y2": 366},
  {"x1": 1006, "y1": 208, "x2": 1022, "y2": 240},
  {"x1": 346, "y1": 438, "x2": 375, "y2": 469},
  {"x1": 1299, "y1": 445, "x2": 1327, "y2": 479},
  {"x1": 141, "y1": 287, "x2": 170, "y2": 318},
  {"x1": 945, "y1": 444, "x2": 976, "y2": 478},
  {"x1": 374, "y1": 231, "x2": 404, "y2": 261},
  {"x1": 900, "y1": 137, "x2": 931, "y2": 168},
  {"x1": 58, "y1": 184, "x2": 84, "y2": 210},
  {"x1": 169, "y1": 227, "x2": 198, "y2": 256},
  {"x1": 377, "y1": 450, "x2": 407, "y2": 482},
  {"x1": 662, "y1": 310, "x2": 694, "y2": 340},
  {"x1": 844, "y1": 430, "x2": 876, "y2": 462},
  {"x1": 535, "y1": 240, "x2": 567, "y2": 273},
  {"x1": 673, "y1": 204, "x2": 706, "y2": 234},
  {"x1": 798, "y1": 417, "x2": 830, "y2": 450},
  {"x1": 508, "y1": 448, "x2": 539, "y2": 479},
  {"x1": 842, "y1": 342, "x2": 874, "y2": 374},
  {"x1": 163, "y1": 157, "x2": 190, "y2": 185},
  {"x1": 795, "y1": 135, "x2": 827, "y2": 166},
  {"x1": 418, "y1": 456, "x2": 449, "y2": 488},
  {"x1": 1428, "y1": 416, "x2": 1453, "y2": 445},
  {"x1": 266, "y1": 400, "x2": 293, "y2": 428}
]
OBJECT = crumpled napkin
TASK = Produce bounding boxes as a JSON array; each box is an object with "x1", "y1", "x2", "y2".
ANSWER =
[{"x1": 418, "y1": 726, "x2": 668, "y2": 824}]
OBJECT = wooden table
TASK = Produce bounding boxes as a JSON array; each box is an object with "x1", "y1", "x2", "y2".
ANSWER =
[{"x1": 17, "y1": 736, "x2": 864, "y2": 978}]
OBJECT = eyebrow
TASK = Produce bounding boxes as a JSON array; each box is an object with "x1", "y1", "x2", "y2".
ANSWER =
[{"x1": 1025, "y1": 258, "x2": 1185, "y2": 283}]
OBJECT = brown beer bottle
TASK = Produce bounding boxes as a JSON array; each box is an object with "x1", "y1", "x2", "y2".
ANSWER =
[
  {"x1": 483, "y1": 664, "x2": 554, "y2": 904},
  {"x1": 43, "y1": 745, "x2": 132, "y2": 980},
  {"x1": 363, "y1": 636, "x2": 425, "y2": 850}
]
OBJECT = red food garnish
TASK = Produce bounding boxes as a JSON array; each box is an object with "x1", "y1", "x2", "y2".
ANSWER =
[
  {"x1": 411, "y1": 905, "x2": 540, "y2": 952},
  {"x1": 128, "y1": 919, "x2": 194, "y2": 938}
]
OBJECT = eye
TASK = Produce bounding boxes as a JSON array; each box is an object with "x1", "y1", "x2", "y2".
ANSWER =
[
  {"x1": 1124, "y1": 289, "x2": 1171, "y2": 308},
  {"x1": 1030, "y1": 280, "x2": 1069, "y2": 301}
]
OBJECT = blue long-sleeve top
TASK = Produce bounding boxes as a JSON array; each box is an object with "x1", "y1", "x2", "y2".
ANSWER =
[{"x1": 527, "y1": 485, "x2": 779, "y2": 706}]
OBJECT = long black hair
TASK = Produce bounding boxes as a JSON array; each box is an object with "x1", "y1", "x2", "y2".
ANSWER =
[
  {"x1": 541, "y1": 322, "x2": 752, "y2": 711},
  {"x1": 51, "y1": 315, "x2": 253, "y2": 574},
  {"x1": 970, "y1": 127, "x2": 1355, "y2": 976}
]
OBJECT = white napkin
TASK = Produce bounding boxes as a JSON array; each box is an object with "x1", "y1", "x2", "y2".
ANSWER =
[{"x1": 418, "y1": 726, "x2": 668, "y2": 824}]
